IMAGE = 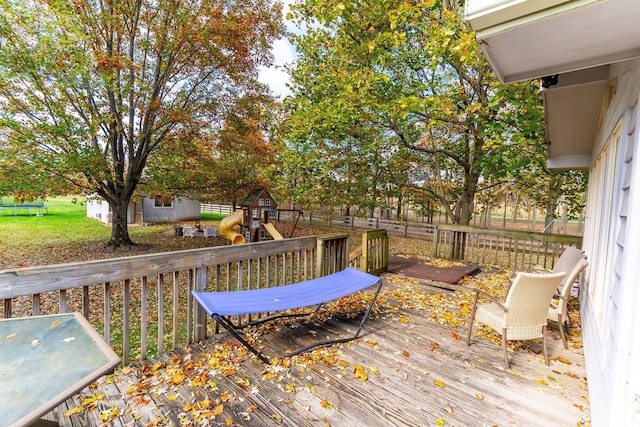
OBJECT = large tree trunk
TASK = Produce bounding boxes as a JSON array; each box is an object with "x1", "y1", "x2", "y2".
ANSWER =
[
  {"x1": 108, "y1": 199, "x2": 134, "y2": 247},
  {"x1": 544, "y1": 173, "x2": 563, "y2": 234},
  {"x1": 450, "y1": 173, "x2": 478, "y2": 259}
]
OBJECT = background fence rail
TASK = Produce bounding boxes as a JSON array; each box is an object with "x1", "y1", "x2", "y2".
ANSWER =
[{"x1": 432, "y1": 224, "x2": 583, "y2": 269}]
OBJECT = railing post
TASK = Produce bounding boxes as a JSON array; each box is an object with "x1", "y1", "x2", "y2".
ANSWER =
[
  {"x1": 432, "y1": 225, "x2": 440, "y2": 258},
  {"x1": 193, "y1": 266, "x2": 208, "y2": 342},
  {"x1": 361, "y1": 232, "x2": 369, "y2": 273},
  {"x1": 316, "y1": 238, "x2": 326, "y2": 278}
]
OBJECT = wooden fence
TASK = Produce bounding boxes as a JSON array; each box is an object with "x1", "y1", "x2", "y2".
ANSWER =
[
  {"x1": 309, "y1": 214, "x2": 436, "y2": 239},
  {"x1": 432, "y1": 224, "x2": 583, "y2": 269},
  {"x1": 0, "y1": 234, "x2": 351, "y2": 365},
  {"x1": 200, "y1": 203, "x2": 234, "y2": 215}
]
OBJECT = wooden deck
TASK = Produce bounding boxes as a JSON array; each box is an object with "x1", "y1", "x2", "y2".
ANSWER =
[{"x1": 43, "y1": 275, "x2": 590, "y2": 426}]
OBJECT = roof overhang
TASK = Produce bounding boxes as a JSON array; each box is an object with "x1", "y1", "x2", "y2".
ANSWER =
[
  {"x1": 543, "y1": 67, "x2": 609, "y2": 170},
  {"x1": 465, "y1": 0, "x2": 640, "y2": 83}
]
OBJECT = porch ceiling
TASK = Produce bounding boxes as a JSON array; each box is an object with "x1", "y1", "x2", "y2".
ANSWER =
[{"x1": 466, "y1": 0, "x2": 640, "y2": 83}]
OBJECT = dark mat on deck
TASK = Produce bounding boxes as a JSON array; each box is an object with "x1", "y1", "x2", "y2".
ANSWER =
[{"x1": 388, "y1": 254, "x2": 481, "y2": 284}]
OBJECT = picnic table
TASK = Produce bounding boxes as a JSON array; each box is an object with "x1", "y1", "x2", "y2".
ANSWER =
[{"x1": 0, "y1": 313, "x2": 120, "y2": 427}]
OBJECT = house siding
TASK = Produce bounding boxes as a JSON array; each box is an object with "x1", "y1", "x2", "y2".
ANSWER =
[
  {"x1": 581, "y1": 58, "x2": 640, "y2": 425},
  {"x1": 142, "y1": 197, "x2": 201, "y2": 223},
  {"x1": 87, "y1": 197, "x2": 201, "y2": 224}
]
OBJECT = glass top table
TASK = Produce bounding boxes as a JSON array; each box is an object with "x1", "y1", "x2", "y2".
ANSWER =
[{"x1": 0, "y1": 312, "x2": 120, "y2": 427}]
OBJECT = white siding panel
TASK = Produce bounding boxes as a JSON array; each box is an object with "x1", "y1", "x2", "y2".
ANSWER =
[{"x1": 581, "y1": 59, "x2": 640, "y2": 426}]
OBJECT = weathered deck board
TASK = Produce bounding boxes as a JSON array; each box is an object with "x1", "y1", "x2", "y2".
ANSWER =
[{"x1": 44, "y1": 276, "x2": 589, "y2": 426}]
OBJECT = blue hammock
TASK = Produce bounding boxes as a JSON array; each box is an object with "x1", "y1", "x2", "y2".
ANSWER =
[{"x1": 192, "y1": 268, "x2": 383, "y2": 363}]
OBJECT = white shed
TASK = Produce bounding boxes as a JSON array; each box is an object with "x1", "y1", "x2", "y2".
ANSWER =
[{"x1": 87, "y1": 196, "x2": 201, "y2": 224}]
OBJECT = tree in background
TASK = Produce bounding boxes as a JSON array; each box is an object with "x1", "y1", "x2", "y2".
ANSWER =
[
  {"x1": 0, "y1": 0, "x2": 283, "y2": 247},
  {"x1": 283, "y1": 0, "x2": 549, "y2": 256},
  {"x1": 144, "y1": 93, "x2": 280, "y2": 208}
]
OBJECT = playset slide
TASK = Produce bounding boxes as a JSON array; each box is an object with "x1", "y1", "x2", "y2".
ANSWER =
[
  {"x1": 262, "y1": 222, "x2": 283, "y2": 240},
  {"x1": 218, "y1": 210, "x2": 245, "y2": 245}
]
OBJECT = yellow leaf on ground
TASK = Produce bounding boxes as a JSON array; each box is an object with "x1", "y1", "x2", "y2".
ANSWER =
[
  {"x1": 171, "y1": 371, "x2": 186, "y2": 385},
  {"x1": 354, "y1": 365, "x2": 368, "y2": 382},
  {"x1": 554, "y1": 356, "x2": 572, "y2": 365},
  {"x1": 63, "y1": 406, "x2": 83, "y2": 417},
  {"x1": 434, "y1": 379, "x2": 445, "y2": 389}
]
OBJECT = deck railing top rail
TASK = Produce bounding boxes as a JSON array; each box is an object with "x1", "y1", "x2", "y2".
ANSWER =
[{"x1": 0, "y1": 235, "x2": 334, "y2": 300}]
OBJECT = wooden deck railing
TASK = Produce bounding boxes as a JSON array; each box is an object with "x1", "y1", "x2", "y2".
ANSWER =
[
  {"x1": 361, "y1": 229, "x2": 389, "y2": 275},
  {"x1": 432, "y1": 224, "x2": 583, "y2": 269},
  {"x1": 347, "y1": 229, "x2": 389, "y2": 275},
  {"x1": 0, "y1": 234, "x2": 352, "y2": 365}
]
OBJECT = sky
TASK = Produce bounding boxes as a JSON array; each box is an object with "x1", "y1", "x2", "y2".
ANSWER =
[
  {"x1": 257, "y1": 1, "x2": 299, "y2": 99},
  {"x1": 258, "y1": 38, "x2": 295, "y2": 98}
]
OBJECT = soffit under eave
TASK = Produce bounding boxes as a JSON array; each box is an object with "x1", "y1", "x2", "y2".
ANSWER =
[{"x1": 543, "y1": 76, "x2": 608, "y2": 170}]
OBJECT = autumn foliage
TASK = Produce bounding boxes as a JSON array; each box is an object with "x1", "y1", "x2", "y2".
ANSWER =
[{"x1": 0, "y1": 0, "x2": 284, "y2": 246}]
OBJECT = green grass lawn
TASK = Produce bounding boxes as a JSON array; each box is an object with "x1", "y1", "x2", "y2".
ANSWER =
[
  {"x1": 0, "y1": 196, "x2": 110, "y2": 246},
  {"x1": 0, "y1": 196, "x2": 228, "y2": 269}
]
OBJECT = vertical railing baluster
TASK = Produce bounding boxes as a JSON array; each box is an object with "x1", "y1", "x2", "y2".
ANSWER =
[
  {"x1": 194, "y1": 266, "x2": 208, "y2": 342},
  {"x1": 104, "y1": 283, "x2": 111, "y2": 345},
  {"x1": 140, "y1": 276, "x2": 148, "y2": 360},
  {"x1": 59, "y1": 289, "x2": 67, "y2": 313},
  {"x1": 32, "y1": 294, "x2": 40, "y2": 316},
  {"x1": 82, "y1": 286, "x2": 90, "y2": 320},
  {"x1": 157, "y1": 273, "x2": 165, "y2": 356},
  {"x1": 3, "y1": 299, "x2": 11, "y2": 319},
  {"x1": 123, "y1": 279, "x2": 131, "y2": 366},
  {"x1": 173, "y1": 271, "x2": 179, "y2": 349}
]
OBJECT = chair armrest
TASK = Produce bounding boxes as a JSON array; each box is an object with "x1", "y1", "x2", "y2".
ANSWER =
[{"x1": 472, "y1": 288, "x2": 507, "y2": 312}]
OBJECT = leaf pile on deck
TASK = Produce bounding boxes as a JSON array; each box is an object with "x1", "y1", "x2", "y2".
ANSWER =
[
  {"x1": 384, "y1": 270, "x2": 583, "y2": 352},
  {"x1": 67, "y1": 271, "x2": 583, "y2": 425},
  {"x1": 82, "y1": 294, "x2": 386, "y2": 425}
]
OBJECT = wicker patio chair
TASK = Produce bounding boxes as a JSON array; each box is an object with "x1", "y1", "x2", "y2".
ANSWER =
[
  {"x1": 466, "y1": 271, "x2": 566, "y2": 369},
  {"x1": 548, "y1": 257, "x2": 588, "y2": 349}
]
